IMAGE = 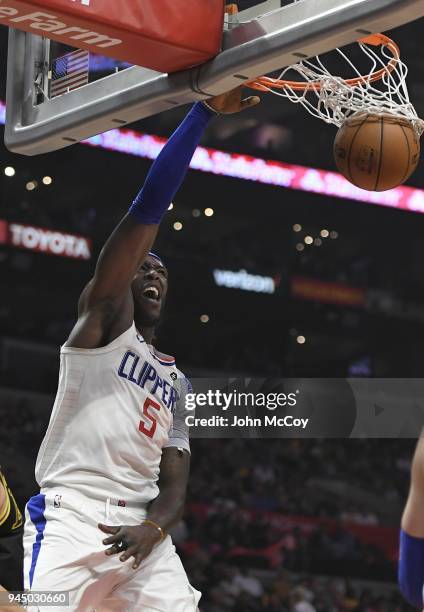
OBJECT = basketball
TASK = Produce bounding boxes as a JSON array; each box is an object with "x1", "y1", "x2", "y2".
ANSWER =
[{"x1": 333, "y1": 112, "x2": 421, "y2": 191}]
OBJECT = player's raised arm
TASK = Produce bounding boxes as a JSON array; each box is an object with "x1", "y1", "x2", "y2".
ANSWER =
[{"x1": 67, "y1": 87, "x2": 259, "y2": 349}]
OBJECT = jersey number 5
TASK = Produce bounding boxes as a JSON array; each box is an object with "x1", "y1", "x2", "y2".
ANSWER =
[{"x1": 139, "y1": 397, "x2": 161, "y2": 438}]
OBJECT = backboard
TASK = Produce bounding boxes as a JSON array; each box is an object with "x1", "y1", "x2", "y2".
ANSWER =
[{"x1": 4, "y1": 0, "x2": 424, "y2": 155}]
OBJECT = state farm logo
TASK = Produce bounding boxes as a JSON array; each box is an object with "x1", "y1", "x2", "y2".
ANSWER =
[
  {"x1": 0, "y1": 5, "x2": 120, "y2": 49},
  {"x1": 7, "y1": 222, "x2": 91, "y2": 260}
]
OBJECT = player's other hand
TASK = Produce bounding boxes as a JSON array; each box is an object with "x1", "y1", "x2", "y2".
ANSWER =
[
  {"x1": 207, "y1": 85, "x2": 260, "y2": 114},
  {"x1": 99, "y1": 522, "x2": 162, "y2": 569}
]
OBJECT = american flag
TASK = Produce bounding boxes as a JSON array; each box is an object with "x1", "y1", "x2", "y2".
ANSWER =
[{"x1": 50, "y1": 49, "x2": 89, "y2": 98}]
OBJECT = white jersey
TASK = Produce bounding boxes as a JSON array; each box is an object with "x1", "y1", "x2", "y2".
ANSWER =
[{"x1": 35, "y1": 322, "x2": 190, "y2": 505}]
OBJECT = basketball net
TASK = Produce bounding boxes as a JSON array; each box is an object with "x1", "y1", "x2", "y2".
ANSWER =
[{"x1": 248, "y1": 31, "x2": 424, "y2": 138}]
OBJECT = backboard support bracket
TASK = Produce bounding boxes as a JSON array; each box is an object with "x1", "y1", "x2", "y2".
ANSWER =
[{"x1": 5, "y1": 0, "x2": 423, "y2": 155}]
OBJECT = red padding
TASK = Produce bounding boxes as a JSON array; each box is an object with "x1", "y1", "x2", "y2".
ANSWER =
[{"x1": 0, "y1": 0, "x2": 224, "y2": 72}]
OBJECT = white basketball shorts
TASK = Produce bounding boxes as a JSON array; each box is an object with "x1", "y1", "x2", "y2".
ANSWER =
[{"x1": 23, "y1": 489, "x2": 201, "y2": 612}]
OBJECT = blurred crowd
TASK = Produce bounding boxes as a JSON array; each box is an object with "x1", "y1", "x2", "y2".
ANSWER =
[
  {"x1": 174, "y1": 505, "x2": 395, "y2": 581},
  {"x1": 188, "y1": 439, "x2": 412, "y2": 524},
  {"x1": 181, "y1": 563, "x2": 413, "y2": 612}
]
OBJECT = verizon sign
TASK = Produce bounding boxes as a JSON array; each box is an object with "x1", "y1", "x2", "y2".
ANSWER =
[
  {"x1": 0, "y1": 220, "x2": 91, "y2": 260},
  {"x1": 213, "y1": 269, "x2": 278, "y2": 295}
]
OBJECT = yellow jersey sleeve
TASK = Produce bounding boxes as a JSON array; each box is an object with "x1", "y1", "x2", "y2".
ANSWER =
[{"x1": 0, "y1": 468, "x2": 23, "y2": 533}]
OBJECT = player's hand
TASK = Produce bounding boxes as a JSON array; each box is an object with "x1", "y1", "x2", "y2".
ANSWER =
[
  {"x1": 206, "y1": 85, "x2": 260, "y2": 114},
  {"x1": 98, "y1": 522, "x2": 162, "y2": 569}
]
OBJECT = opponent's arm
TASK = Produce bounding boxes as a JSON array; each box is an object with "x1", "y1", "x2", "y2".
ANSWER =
[
  {"x1": 67, "y1": 87, "x2": 260, "y2": 349},
  {"x1": 0, "y1": 586, "x2": 26, "y2": 611},
  {"x1": 0, "y1": 468, "x2": 24, "y2": 594},
  {"x1": 0, "y1": 467, "x2": 23, "y2": 532},
  {"x1": 0, "y1": 479, "x2": 5, "y2": 520},
  {"x1": 399, "y1": 435, "x2": 424, "y2": 607},
  {"x1": 402, "y1": 436, "x2": 424, "y2": 537}
]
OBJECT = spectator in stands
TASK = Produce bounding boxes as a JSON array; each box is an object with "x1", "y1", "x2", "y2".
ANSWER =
[{"x1": 290, "y1": 585, "x2": 316, "y2": 612}]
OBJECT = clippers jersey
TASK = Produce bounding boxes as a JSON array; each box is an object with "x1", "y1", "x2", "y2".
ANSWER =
[{"x1": 35, "y1": 323, "x2": 190, "y2": 505}]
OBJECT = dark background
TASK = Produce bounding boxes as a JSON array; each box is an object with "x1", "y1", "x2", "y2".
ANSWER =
[{"x1": 0, "y1": 2, "x2": 423, "y2": 610}]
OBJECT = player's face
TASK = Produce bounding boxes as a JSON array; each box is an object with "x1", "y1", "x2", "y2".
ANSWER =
[{"x1": 131, "y1": 256, "x2": 168, "y2": 327}]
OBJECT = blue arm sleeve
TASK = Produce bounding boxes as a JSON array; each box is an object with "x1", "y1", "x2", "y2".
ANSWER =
[
  {"x1": 398, "y1": 529, "x2": 424, "y2": 608},
  {"x1": 129, "y1": 102, "x2": 214, "y2": 225}
]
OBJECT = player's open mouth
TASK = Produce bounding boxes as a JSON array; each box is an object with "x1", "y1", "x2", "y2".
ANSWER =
[{"x1": 142, "y1": 286, "x2": 161, "y2": 302}]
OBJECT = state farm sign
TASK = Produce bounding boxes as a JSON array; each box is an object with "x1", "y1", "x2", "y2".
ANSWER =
[
  {"x1": 0, "y1": 5, "x2": 120, "y2": 49},
  {"x1": 0, "y1": 220, "x2": 91, "y2": 260}
]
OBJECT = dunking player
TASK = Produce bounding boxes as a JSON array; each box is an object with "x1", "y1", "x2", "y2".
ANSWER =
[
  {"x1": 399, "y1": 434, "x2": 424, "y2": 608},
  {"x1": 23, "y1": 87, "x2": 260, "y2": 611}
]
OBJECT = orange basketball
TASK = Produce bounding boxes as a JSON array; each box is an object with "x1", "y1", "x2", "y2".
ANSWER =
[{"x1": 333, "y1": 112, "x2": 420, "y2": 191}]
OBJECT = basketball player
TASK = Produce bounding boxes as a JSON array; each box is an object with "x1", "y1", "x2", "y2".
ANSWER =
[
  {"x1": 0, "y1": 466, "x2": 24, "y2": 592},
  {"x1": 399, "y1": 434, "x2": 424, "y2": 608},
  {"x1": 23, "y1": 86, "x2": 260, "y2": 611}
]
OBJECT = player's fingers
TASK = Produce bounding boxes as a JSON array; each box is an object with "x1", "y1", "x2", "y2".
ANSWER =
[
  {"x1": 132, "y1": 552, "x2": 144, "y2": 570},
  {"x1": 119, "y1": 545, "x2": 138, "y2": 563},
  {"x1": 98, "y1": 523, "x2": 121, "y2": 535},
  {"x1": 102, "y1": 535, "x2": 121, "y2": 545},
  {"x1": 105, "y1": 543, "x2": 122, "y2": 556},
  {"x1": 241, "y1": 95, "x2": 261, "y2": 109},
  {"x1": 101, "y1": 528, "x2": 124, "y2": 545}
]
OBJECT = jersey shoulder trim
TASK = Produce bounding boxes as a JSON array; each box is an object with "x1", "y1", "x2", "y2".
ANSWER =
[
  {"x1": 61, "y1": 322, "x2": 137, "y2": 356},
  {"x1": 149, "y1": 346, "x2": 176, "y2": 367}
]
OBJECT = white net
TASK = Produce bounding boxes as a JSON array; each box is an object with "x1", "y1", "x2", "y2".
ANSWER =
[{"x1": 254, "y1": 36, "x2": 424, "y2": 137}]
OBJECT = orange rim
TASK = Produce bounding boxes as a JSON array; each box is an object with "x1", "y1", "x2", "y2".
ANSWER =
[{"x1": 247, "y1": 33, "x2": 400, "y2": 92}]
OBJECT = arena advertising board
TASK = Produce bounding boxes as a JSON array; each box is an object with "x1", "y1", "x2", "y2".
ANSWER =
[{"x1": 0, "y1": 219, "x2": 92, "y2": 259}]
